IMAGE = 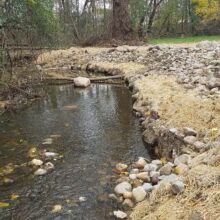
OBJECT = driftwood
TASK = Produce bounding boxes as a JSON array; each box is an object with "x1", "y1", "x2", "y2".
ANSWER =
[
  {"x1": 90, "y1": 75, "x2": 124, "y2": 81},
  {"x1": 45, "y1": 75, "x2": 124, "y2": 83}
]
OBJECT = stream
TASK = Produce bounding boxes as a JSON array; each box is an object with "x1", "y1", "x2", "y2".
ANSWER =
[{"x1": 0, "y1": 84, "x2": 149, "y2": 220}]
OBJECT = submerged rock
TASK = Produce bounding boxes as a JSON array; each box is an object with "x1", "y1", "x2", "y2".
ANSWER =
[
  {"x1": 52, "y1": 204, "x2": 62, "y2": 213},
  {"x1": 74, "y1": 77, "x2": 91, "y2": 88},
  {"x1": 34, "y1": 168, "x2": 47, "y2": 176},
  {"x1": 44, "y1": 152, "x2": 58, "y2": 158},
  {"x1": 113, "y1": 210, "x2": 127, "y2": 219},
  {"x1": 79, "y1": 196, "x2": 87, "y2": 202},
  {"x1": 44, "y1": 162, "x2": 54, "y2": 171},
  {"x1": 30, "y1": 159, "x2": 43, "y2": 166},
  {"x1": 116, "y1": 163, "x2": 128, "y2": 172},
  {"x1": 108, "y1": 193, "x2": 118, "y2": 201},
  {"x1": 42, "y1": 138, "x2": 53, "y2": 145},
  {"x1": 123, "y1": 198, "x2": 134, "y2": 208}
]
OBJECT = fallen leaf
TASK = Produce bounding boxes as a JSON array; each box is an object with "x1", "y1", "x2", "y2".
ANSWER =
[
  {"x1": 10, "y1": 194, "x2": 19, "y2": 201},
  {"x1": 173, "y1": 167, "x2": 181, "y2": 175},
  {"x1": 121, "y1": 172, "x2": 129, "y2": 176},
  {"x1": 79, "y1": 197, "x2": 87, "y2": 202},
  {"x1": 52, "y1": 204, "x2": 62, "y2": 213},
  {"x1": 42, "y1": 138, "x2": 53, "y2": 145},
  {"x1": 28, "y1": 147, "x2": 37, "y2": 158},
  {"x1": 0, "y1": 202, "x2": 10, "y2": 208}
]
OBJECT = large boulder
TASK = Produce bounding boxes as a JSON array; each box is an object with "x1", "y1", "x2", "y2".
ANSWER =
[{"x1": 74, "y1": 77, "x2": 91, "y2": 88}]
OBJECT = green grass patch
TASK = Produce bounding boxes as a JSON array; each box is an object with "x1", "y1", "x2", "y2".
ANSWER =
[{"x1": 148, "y1": 35, "x2": 220, "y2": 45}]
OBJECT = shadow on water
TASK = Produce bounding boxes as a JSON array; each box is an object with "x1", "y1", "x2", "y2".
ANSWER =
[{"x1": 0, "y1": 84, "x2": 149, "y2": 220}]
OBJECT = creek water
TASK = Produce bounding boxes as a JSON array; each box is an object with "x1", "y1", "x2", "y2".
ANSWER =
[{"x1": 0, "y1": 84, "x2": 149, "y2": 220}]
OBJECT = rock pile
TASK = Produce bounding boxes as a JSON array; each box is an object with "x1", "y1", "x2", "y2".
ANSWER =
[
  {"x1": 112, "y1": 156, "x2": 187, "y2": 218},
  {"x1": 93, "y1": 42, "x2": 220, "y2": 95}
]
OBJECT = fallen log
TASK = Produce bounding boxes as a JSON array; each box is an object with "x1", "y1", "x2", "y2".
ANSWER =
[
  {"x1": 44, "y1": 75, "x2": 124, "y2": 83},
  {"x1": 90, "y1": 75, "x2": 124, "y2": 82}
]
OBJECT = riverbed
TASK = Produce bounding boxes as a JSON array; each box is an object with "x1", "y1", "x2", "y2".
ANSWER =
[{"x1": 0, "y1": 84, "x2": 149, "y2": 220}]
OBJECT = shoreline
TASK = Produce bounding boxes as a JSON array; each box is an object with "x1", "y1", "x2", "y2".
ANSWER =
[{"x1": 1, "y1": 42, "x2": 219, "y2": 219}]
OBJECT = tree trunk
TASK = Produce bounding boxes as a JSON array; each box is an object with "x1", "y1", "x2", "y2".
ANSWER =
[
  {"x1": 112, "y1": 0, "x2": 134, "y2": 40},
  {"x1": 147, "y1": 0, "x2": 164, "y2": 34}
]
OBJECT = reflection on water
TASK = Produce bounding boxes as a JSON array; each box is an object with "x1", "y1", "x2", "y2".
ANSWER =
[{"x1": 0, "y1": 84, "x2": 149, "y2": 220}]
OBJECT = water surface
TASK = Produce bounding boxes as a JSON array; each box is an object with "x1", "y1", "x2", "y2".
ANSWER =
[{"x1": 0, "y1": 84, "x2": 148, "y2": 220}]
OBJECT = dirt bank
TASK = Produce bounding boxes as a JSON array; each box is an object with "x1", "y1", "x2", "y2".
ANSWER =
[{"x1": 37, "y1": 42, "x2": 220, "y2": 220}]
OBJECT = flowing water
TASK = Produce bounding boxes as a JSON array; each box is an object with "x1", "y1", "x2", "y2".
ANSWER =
[{"x1": 0, "y1": 84, "x2": 149, "y2": 220}]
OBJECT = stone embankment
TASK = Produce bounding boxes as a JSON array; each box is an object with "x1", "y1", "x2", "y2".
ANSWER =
[{"x1": 37, "y1": 41, "x2": 220, "y2": 220}]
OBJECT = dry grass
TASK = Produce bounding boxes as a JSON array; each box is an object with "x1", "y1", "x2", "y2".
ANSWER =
[
  {"x1": 135, "y1": 75, "x2": 220, "y2": 132},
  {"x1": 130, "y1": 148, "x2": 220, "y2": 220}
]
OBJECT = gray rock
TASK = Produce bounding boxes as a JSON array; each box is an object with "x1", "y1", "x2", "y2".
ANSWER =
[
  {"x1": 194, "y1": 141, "x2": 205, "y2": 152},
  {"x1": 188, "y1": 211, "x2": 204, "y2": 220},
  {"x1": 130, "y1": 168, "x2": 139, "y2": 174},
  {"x1": 129, "y1": 174, "x2": 137, "y2": 180},
  {"x1": 142, "y1": 183, "x2": 153, "y2": 193},
  {"x1": 114, "y1": 182, "x2": 132, "y2": 195},
  {"x1": 174, "y1": 154, "x2": 191, "y2": 165},
  {"x1": 183, "y1": 127, "x2": 197, "y2": 136},
  {"x1": 171, "y1": 180, "x2": 184, "y2": 194},
  {"x1": 132, "y1": 186, "x2": 147, "y2": 202},
  {"x1": 158, "y1": 174, "x2": 178, "y2": 184},
  {"x1": 159, "y1": 163, "x2": 173, "y2": 175},
  {"x1": 151, "y1": 160, "x2": 162, "y2": 165},
  {"x1": 144, "y1": 163, "x2": 158, "y2": 172},
  {"x1": 184, "y1": 136, "x2": 197, "y2": 145},
  {"x1": 169, "y1": 128, "x2": 178, "y2": 134},
  {"x1": 150, "y1": 171, "x2": 160, "y2": 184},
  {"x1": 108, "y1": 194, "x2": 118, "y2": 201}
]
